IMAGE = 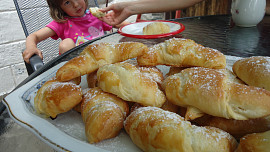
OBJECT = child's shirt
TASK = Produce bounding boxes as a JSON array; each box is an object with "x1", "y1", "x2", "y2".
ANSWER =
[{"x1": 46, "y1": 11, "x2": 112, "y2": 46}]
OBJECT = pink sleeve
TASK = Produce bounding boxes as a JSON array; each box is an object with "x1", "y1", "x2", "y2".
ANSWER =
[
  {"x1": 46, "y1": 20, "x2": 65, "y2": 40},
  {"x1": 102, "y1": 22, "x2": 113, "y2": 31}
]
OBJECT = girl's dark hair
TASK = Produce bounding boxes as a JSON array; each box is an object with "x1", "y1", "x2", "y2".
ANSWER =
[{"x1": 46, "y1": 0, "x2": 89, "y2": 22}]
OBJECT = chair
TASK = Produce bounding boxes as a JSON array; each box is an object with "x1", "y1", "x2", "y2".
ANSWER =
[{"x1": 13, "y1": 0, "x2": 101, "y2": 75}]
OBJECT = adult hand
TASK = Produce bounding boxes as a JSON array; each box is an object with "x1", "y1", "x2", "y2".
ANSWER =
[{"x1": 100, "y1": 3, "x2": 132, "y2": 26}]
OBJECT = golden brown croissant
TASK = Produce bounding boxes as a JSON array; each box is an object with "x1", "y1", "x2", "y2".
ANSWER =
[
  {"x1": 163, "y1": 67, "x2": 270, "y2": 120},
  {"x1": 143, "y1": 22, "x2": 170, "y2": 35},
  {"x1": 97, "y1": 62, "x2": 166, "y2": 107},
  {"x1": 124, "y1": 107, "x2": 238, "y2": 152},
  {"x1": 56, "y1": 42, "x2": 148, "y2": 81},
  {"x1": 86, "y1": 70, "x2": 98, "y2": 88},
  {"x1": 236, "y1": 130, "x2": 270, "y2": 152},
  {"x1": 193, "y1": 114, "x2": 270, "y2": 139},
  {"x1": 34, "y1": 79, "x2": 83, "y2": 118},
  {"x1": 81, "y1": 87, "x2": 129, "y2": 143},
  {"x1": 233, "y1": 56, "x2": 270, "y2": 91},
  {"x1": 137, "y1": 38, "x2": 226, "y2": 69}
]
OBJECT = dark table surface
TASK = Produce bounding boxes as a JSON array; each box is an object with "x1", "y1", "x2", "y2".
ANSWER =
[{"x1": 1, "y1": 14, "x2": 270, "y2": 151}]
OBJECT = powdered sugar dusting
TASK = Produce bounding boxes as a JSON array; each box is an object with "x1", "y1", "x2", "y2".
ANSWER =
[
  {"x1": 141, "y1": 38, "x2": 224, "y2": 68},
  {"x1": 139, "y1": 66, "x2": 163, "y2": 84},
  {"x1": 126, "y1": 107, "x2": 234, "y2": 146},
  {"x1": 87, "y1": 100, "x2": 120, "y2": 119},
  {"x1": 47, "y1": 81, "x2": 81, "y2": 93},
  {"x1": 185, "y1": 67, "x2": 225, "y2": 96},
  {"x1": 246, "y1": 56, "x2": 270, "y2": 73},
  {"x1": 192, "y1": 126, "x2": 231, "y2": 142},
  {"x1": 126, "y1": 107, "x2": 186, "y2": 125}
]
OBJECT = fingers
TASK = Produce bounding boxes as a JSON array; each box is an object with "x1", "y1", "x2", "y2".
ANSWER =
[
  {"x1": 115, "y1": 11, "x2": 130, "y2": 25},
  {"x1": 22, "y1": 51, "x2": 31, "y2": 64},
  {"x1": 23, "y1": 49, "x2": 43, "y2": 64},
  {"x1": 103, "y1": 12, "x2": 128, "y2": 26},
  {"x1": 37, "y1": 51, "x2": 43, "y2": 61},
  {"x1": 101, "y1": 13, "x2": 117, "y2": 26},
  {"x1": 100, "y1": 3, "x2": 130, "y2": 26},
  {"x1": 23, "y1": 57, "x2": 30, "y2": 64},
  {"x1": 99, "y1": 4, "x2": 114, "y2": 13}
]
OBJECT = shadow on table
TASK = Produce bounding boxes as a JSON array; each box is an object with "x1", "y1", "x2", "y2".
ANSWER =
[{"x1": 118, "y1": 34, "x2": 184, "y2": 47}]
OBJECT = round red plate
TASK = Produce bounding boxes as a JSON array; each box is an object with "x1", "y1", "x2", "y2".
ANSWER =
[{"x1": 118, "y1": 20, "x2": 185, "y2": 39}]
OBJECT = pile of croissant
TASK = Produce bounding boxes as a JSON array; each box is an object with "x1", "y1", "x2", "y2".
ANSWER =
[{"x1": 34, "y1": 38, "x2": 270, "y2": 152}]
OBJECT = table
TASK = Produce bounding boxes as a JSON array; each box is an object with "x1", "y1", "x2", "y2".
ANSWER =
[{"x1": 1, "y1": 15, "x2": 270, "y2": 151}]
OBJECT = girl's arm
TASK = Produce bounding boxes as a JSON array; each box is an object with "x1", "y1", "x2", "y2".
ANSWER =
[
  {"x1": 100, "y1": 0, "x2": 204, "y2": 26},
  {"x1": 23, "y1": 27, "x2": 56, "y2": 63}
]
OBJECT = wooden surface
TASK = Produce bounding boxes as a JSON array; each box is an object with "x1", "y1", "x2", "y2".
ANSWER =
[{"x1": 166, "y1": 0, "x2": 232, "y2": 19}]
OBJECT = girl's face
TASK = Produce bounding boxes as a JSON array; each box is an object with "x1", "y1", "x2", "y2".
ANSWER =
[{"x1": 60, "y1": 0, "x2": 86, "y2": 17}]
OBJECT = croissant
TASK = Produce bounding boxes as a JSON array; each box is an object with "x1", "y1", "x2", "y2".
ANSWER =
[
  {"x1": 137, "y1": 38, "x2": 226, "y2": 69},
  {"x1": 81, "y1": 87, "x2": 129, "y2": 143},
  {"x1": 193, "y1": 114, "x2": 270, "y2": 139},
  {"x1": 86, "y1": 70, "x2": 98, "y2": 88},
  {"x1": 143, "y1": 22, "x2": 170, "y2": 35},
  {"x1": 163, "y1": 67, "x2": 270, "y2": 120},
  {"x1": 124, "y1": 107, "x2": 237, "y2": 152},
  {"x1": 97, "y1": 62, "x2": 166, "y2": 107},
  {"x1": 89, "y1": 7, "x2": 105, "y2": 18},
  {"x1": 236, "y1": 130, "x2": 270, "y2": 152},
  {"x1": 123, "y1": 59, "x2": 164, "y2": 86},
  {"x1": 34, "y1": 79, "x2": 82, "y2": 118},
  {"x1": 56, "y1": 42, "x2": 148, "y2": 82},
  {"x1": 233, "y1": 56, "x2": 270, "y2": 91}
]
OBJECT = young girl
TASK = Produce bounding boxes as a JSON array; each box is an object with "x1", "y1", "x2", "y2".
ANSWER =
[{"x1": 23, "y1": 0, "x2": 128, "y2": 63}]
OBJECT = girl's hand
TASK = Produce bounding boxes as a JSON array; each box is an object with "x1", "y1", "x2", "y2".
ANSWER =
[
  {"x1": 23, "y1": 27, "x2": 55, "y2": 63},
  {"x1": 23, "y1": 47, "x2": 43, "y2": 64}
]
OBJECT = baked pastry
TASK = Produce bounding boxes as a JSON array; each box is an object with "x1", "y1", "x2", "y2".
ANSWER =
[
  {"x1": 233, "y1": 56, "x2": 270, "y2": 91},
  {"x1": 97, "y1": 62, "x2": 166, "y2": 107},
  {"x1": 160, "y1": 100, "x2": 180, "y2": 113},
  {"x1": 81, "y1": 87, "x2": 129, "y2": 143},
  {"x1": 165, "y1": 68, "x2": 242, "y2": 120},
  {"x1": 137, "y1": 38, "x2": 226, "y2": 69},
  {"x1": 89, "y1": 7, "x2": 105, "y2": 18},
  {"x1": 142, "y1": 22, "x2": 170, "y2": 35},
  {"x1": 236, "y1": 130, "x2": 270, "y2": 152},
  {"x1": 125, "y1": 107, "x2": 238, "y2": 152},
  {"x1": 165, "y1": 67, "x2": 186, "y2": 78},
  {"x1": 193, "y1": 115, "x2": 270, "y2": 139},
  {"x1": 86, "y1": 70, "x2": 98, "y2": 88},
  {"x1": 138, "y1": 65, "x2": 164, "y2": 86},
  {"x1": 130, "y1": 100, "x2": 180, "y2": 114},
  {"x1": 163, "y1": 67, "x2": 270, "y2": 120},
  {"x1": 56, "y1": 42, "x2": 148, "y2": 81},
  {"x1": 34, "y1": 79, "x2": 82, "y2": 118}
]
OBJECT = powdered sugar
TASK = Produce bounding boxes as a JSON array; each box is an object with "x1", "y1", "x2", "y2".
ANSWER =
[
  {"x1": 126, "y1": 106, "x2": 233, "y2": 147},
  {"x1": 126, "y1": 106, "x2": 186, "y2": 125},
  {"x1": 139, "y1": 66, "x2": 163, "y2": 84},
  {"x1": 246, "y1": 56, "x2": 270, "y2": 73},
  {"x1": 87, "y1": 100, "x2": 120, "y2": 119},
  {"x1": 47, "y1": 81, "x2": 81, "y2": 93}
]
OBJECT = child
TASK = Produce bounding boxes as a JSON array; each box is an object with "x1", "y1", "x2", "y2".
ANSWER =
[{"x1": 23, "y1": 0, "x2": 129, "y2": 63}]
